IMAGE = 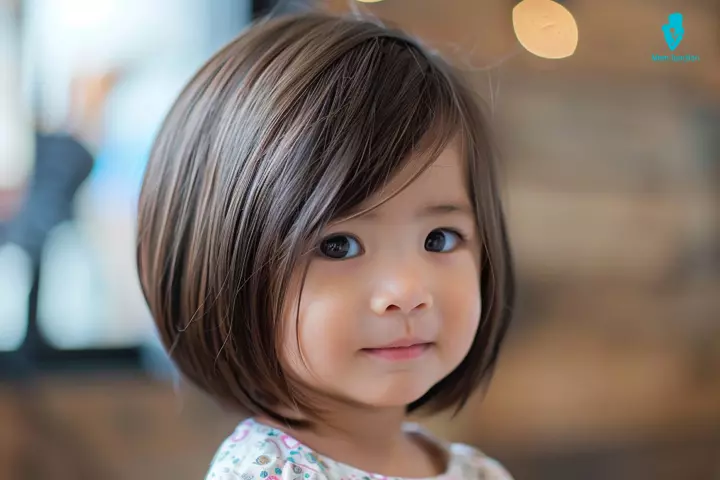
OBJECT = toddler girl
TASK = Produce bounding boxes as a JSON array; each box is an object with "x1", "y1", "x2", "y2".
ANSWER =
[{"x1": 136, "y1": 11, "x2": 515, "y2": 480}]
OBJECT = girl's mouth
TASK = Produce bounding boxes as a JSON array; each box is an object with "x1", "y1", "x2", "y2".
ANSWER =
[{"x1": 361, "y1": 343, "x2": 432, "y2": 361}]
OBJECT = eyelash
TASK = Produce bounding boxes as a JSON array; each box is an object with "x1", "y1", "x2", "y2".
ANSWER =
[{"x1": 442, "y1": 227, "x2": 467, "y2": 242}]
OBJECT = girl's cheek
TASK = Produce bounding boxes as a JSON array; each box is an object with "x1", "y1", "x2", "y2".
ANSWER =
[{"x1": 281, "y1": 288, "x2": 358, "y2": 382}]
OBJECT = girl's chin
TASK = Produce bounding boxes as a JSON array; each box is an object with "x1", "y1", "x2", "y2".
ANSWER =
[{"x1": 352, "y1": 385, "x2": 435, "y2": 409}]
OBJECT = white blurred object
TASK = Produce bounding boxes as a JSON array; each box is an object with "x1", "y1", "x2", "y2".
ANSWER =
[
  {"x1": 37, "y1": 215, "x2": 156, "y2": 349},
  {"x1": 0, "y1": 5, "x2": 34, "y2": 189},
  {"x1": 36, "y1": 222, "x2": 105, "y2": 349},
  {"x1": 0, "y1": 243, "x2": 31, "y2": 350}
]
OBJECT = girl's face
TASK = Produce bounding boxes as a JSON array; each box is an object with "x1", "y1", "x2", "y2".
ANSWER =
[{"x1": 281, "y1": 141, "x2": 481, "y2": 410}]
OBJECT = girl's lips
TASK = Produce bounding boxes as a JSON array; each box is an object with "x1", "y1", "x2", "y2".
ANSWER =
[{"x1": 362, "y1": 343, "x2": 432, "y2": 361}]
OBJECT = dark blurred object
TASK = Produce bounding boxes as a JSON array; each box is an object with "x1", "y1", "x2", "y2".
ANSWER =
[
  {"x1": 1, "y1": 132, "x2": 93, "y2": 261},
  {"x1": 0, "y1": 132, "x2": 93, "y2": 372}
]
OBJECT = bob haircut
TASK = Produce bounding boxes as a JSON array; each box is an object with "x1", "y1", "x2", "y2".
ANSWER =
[{"x1": 136, "y1": 11, "x2": 515, "y2": 429}]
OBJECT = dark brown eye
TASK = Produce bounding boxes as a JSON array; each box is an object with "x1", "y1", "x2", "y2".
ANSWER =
[
  {"x1": 318, "y1": 234, "x2": 362, "y2": 259},
  {"x1": 425, "y1": 229, "x2": 463, "y2": 253}
]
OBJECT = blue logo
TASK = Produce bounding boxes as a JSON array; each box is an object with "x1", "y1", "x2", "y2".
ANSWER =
[
  {"x1": 652, "y1": 12, "x2": 699, "y2": 62},
  {"x1": 662, "y1": 13, "x2": 684, "y2": 51}
]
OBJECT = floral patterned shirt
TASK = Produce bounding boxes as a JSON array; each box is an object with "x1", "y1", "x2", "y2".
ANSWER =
[{"x1": 205, "y1": 418, "x2": 513, "y2": 480}]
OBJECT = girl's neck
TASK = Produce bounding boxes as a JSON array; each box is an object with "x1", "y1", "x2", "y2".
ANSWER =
[{"x1": 255, "y1": 406, "x2": 446, "y2": 477}]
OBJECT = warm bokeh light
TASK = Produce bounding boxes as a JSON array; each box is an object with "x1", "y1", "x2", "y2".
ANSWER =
[{"x1": 513, "y1": 0, "x2": 578, "y2": 59}]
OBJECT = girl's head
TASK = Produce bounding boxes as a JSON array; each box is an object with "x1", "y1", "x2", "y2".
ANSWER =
[{"x1": 136, "y1": 12, "x2": 514, "y2": 428}]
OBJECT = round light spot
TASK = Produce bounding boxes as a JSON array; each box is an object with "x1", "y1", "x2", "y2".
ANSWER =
[{"x1": 513, "y1": 0, "x2": 578, "y2": 59}]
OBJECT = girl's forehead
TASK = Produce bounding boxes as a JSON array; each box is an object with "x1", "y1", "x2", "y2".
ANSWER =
[
  {"x1": 349, "y1": 144, "x2": 468, "y2": 217},
  {"x1": 385, "y1": 143, "x2": 463, "y2": 192}
]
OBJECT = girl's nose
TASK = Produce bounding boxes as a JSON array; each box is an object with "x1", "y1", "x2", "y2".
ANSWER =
[{"x1": 369, "y1": 270, "x2": 434, "y2": 316}]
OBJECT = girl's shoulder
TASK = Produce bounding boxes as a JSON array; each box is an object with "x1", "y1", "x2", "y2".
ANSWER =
[
  {"x1": 445, "y1": 442, "x2": 514, "y2": 480},
  {"x1": 404, "y1": 423, "x2": 514, "y2": 480},
  {"x1": 205, "y1": 419, "x2": 331, "y2": 480}
]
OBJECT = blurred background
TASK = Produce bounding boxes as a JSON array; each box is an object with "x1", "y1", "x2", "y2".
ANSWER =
[{"x1": 0, "y1": 0, "x2": 718, "y2": 478}]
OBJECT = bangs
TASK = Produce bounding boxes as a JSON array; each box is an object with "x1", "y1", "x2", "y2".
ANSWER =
[{"x1": 272, "y1": 36, "x2": 470, "y2": 247}]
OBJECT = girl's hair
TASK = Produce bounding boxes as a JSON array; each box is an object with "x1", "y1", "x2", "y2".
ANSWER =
[{"x1": 136, "y1": 11, "x2": 514, "y2": 428}]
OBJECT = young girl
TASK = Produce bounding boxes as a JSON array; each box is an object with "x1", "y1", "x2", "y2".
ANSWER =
[{"x1": 136, "y1": 11, "x2": 515, "y2": 480}]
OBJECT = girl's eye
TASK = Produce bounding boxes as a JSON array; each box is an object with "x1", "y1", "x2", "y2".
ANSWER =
[
  {"x1": 318, "y1": 234, "x2": 363, "y2": 260},
  {"x1": 425, "y1": 228, "x2": 465, "y2": 253}
]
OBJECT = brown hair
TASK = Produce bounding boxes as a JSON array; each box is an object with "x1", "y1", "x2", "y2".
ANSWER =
[{"x1": 136, "y1": 11, "x2": 514, "y2": 428}]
